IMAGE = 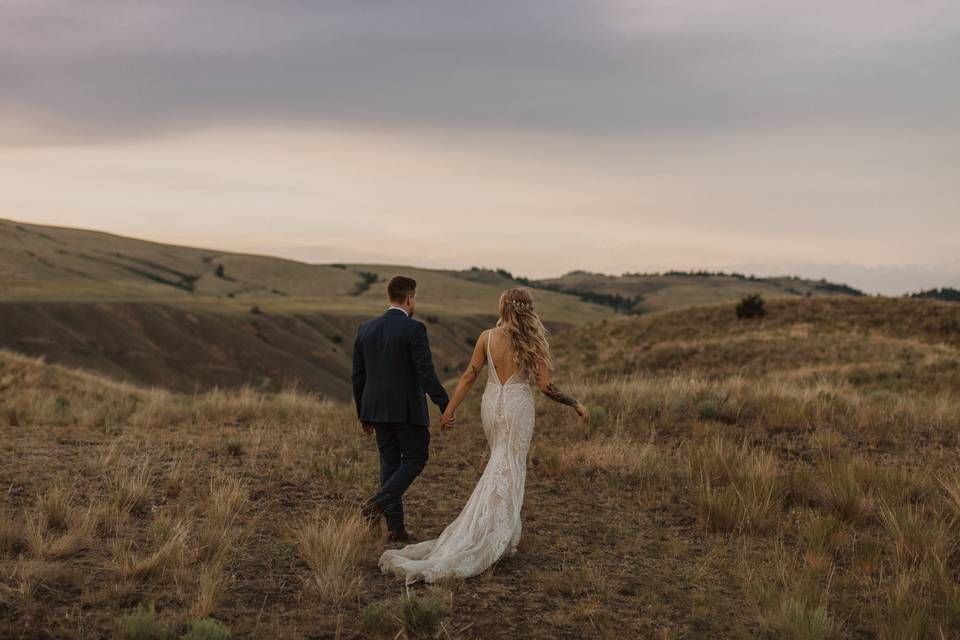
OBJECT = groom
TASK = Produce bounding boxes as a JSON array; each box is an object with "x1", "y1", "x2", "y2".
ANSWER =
[{"x1": 352, "y1": 275, "x2": 450, "y2": 542}]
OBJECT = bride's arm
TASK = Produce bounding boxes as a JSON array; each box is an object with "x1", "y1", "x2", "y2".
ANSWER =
[
  {"x1": 535, "y1": 366, "x2": 590, "y2": 424},
  {"x1": 440, "y1": 331, "x2": 488, "y2": 429}
]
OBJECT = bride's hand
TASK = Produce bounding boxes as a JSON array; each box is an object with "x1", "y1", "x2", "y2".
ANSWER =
[
  {"x1": 574, "y1": 402, "x2": 590, "y2": 425},
  {"x1": 441, "y1": 409, "x2": 456, "y2": 431}
]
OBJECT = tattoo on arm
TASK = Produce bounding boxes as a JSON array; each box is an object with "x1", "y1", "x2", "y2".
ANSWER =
[{"x1": 543, "y1": 383, "x2": 579, "y2": 407}]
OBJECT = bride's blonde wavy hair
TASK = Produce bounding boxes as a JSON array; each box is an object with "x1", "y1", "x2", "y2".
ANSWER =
[{"x1": 496, "y1": 288, "x2": 552, "y2": 374}]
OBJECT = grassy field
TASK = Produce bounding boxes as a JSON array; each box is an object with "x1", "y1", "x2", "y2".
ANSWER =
[{"x1": 1, "y1": 295, "x2": 958, "y2": 638}]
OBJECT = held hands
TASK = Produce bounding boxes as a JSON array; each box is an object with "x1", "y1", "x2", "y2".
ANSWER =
[
  {"x1": 440, "y1": 408, "x2": 456, "y2": 432},
  {"x1": 359, "y1": 421, "x2": 374, "y2": 436}
]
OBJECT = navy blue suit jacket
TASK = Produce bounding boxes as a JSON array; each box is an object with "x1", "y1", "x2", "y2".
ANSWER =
[{"x1": 351, "y1": 309, "x2": 449, "y2": 427}]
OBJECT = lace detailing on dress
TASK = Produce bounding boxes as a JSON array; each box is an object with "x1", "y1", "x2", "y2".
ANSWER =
[{"x1": 379, "y1": 330, "x2": 535, "y2": 583}]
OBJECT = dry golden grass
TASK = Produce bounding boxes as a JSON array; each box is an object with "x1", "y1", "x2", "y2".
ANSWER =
[
  {"x1": 541, "y1": 435, "x2": 662, "y2": 486},
  {"x1": 293, "y1": 509, "x2": 376, "y2": 608},
  {"x1": 0, "y1": 516, "x2": 21, "y2": 557},
  {"x1": 688, "y1": 436, "x2": 786, "y2": 533},
  {"x1": 812, "y1": 460, "x2": 874, "y2": 525},
  {"x1": 1, "y1": 297, "x2": 958, "y2": 638},
  {"x1": 191, "y1": 557, "x2": 229, "y2": 620},
  {"x1": 21, "y1": 489, "x2": 97, "y2": 561},
  {"x1": 110, "y1": 519, "x2": 190, "y2": 579},
  {"x1": 197, "y1": 473, "x2": 249, "y2": 561}
]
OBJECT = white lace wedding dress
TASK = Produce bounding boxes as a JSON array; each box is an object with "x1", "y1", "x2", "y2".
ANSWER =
[{"x1": 379, "y1": 332, "x2": 535, "y2": 583}]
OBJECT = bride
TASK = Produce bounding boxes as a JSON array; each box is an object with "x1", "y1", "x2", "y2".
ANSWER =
[{"x1": 378, "y1": 287, "x2": 590, "y2": 583}]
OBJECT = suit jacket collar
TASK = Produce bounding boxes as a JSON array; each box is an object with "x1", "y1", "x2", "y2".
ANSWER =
[{"x1": 385, "y1": 307, "x2": 409, "y2": 317}]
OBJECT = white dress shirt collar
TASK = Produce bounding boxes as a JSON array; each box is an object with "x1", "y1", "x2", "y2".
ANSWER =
[{"x1": 387, "y1": 306, "x2": 409, "y2": 316}]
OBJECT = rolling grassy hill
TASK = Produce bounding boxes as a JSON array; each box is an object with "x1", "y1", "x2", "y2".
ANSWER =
[
  {"x1": 553, "y1": 295, "x2": 960, "y2": 389},
  {"x1": 0, "y1": 218, "x2": 608, "y2": 321},
  {"x1": 1, "y1": 295, "x2": 958, "y2": 638},
  {"x1": 0, "y1": 218, "x2": 878, "y2": 400},
  {"x1": 537, "y1": 269, "x2": 863, "y2": 314},
  {"x1": 0, "y1": 219, "x2": 612, "y2": 397}
]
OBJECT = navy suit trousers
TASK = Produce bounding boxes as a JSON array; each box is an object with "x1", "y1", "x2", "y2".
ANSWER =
[{"x1": 372, "y1": 422, "x2": 430, "y2": 531}]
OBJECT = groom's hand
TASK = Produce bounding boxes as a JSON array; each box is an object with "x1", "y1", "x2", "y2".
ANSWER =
[
  {"x1": 440, "y1": 412, "x2": 455, "y2": 431},
  {"x1": 359, "y1": 421, "x2": 374, "y2": 436}
]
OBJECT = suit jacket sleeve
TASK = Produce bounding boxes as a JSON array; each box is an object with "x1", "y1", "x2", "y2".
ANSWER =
[
  {"x1": 351, "y1": 325, "x2": 366, "y2": 418},
  {"x1": 411, "y1": 321, "x2": 449, "y2": 413}
]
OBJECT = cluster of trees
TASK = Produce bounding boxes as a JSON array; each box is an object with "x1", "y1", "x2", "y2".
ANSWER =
[
  {"x1": 663, "y1": 269, "x2": 756, "y2": 279},
  {"x1": 533, "y1": 282, "x2": 642, "y2": 314},
  {"x1": 352, "y1": 270, "x2": 380, "y2": 296},
  {"x1": 616, "y1": 269, "x2": 770, "y2": 280},
  {"x1": 814, "y1": 280, "x2": 864, "y2": 296},
  {"x1": 910, "y1": 287, "x2": 960, "y2": 303}
]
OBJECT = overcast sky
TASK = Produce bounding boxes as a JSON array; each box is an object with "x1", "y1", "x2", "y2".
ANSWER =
[{"x1": 1, "y1": 0, "x2": 958, "y2": 293}]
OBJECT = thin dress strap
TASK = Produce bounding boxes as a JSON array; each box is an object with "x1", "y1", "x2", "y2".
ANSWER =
[{"x1": 485, "y1": 329, "x2": 498, "y2": 382}]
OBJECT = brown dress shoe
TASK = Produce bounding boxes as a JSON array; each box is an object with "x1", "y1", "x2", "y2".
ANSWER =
[
  {"x1": 386, "y1": 528, "x2": 416, "y2": 543},
  {"x1": 360, "y1": 499, "x2": 384, "y2": 529}
]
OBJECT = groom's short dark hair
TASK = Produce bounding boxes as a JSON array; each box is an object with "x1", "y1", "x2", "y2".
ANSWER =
[{"x1": 388, "y1": 275, "x2": 417, "y2": 303}]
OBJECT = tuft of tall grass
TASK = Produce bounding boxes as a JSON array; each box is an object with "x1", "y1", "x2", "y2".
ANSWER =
[
  {"x1": 0, "y1": 514, "x2": 22, "y2": 556},
  {"x1": 22, "y1": 491, "x2": 96, "y2": 560},
  {"x1": 812, "y1": 428, "x2": 845, "y2": 460},
  {"x1": 876, "y1": 498, "x2": 952, "y2": 573},
  {"x1": 688, "y1": 436, "x2": 785, "y2": 533},
  {"x1": 38, "y1": 484, "x2": 74, "y2": 531},
  {"x1": 813, "y1": 461, "x2": 872, "y2": 524},
  {"x1": 293, "y1": 509, "x2": 374, "y2": 606},
  {"x1": 874, "y1": 572, "x2": 932, "y2": 640},
  {"x1": 108, "y1": 459, "x2": 153, "y2": 517},
  {"x1": 9, "y1": 557, "x2": 82, "y2": 602},
  {"x1": 941, "y1": 472, "x2": 960, "y2": 522},
  {"x1": 191, "y1": 559, "x2": 229, "y2": 620},
  {"x1": 197, "y1": 473, "x2": 248, "y2": 562},
  {"x1": 797, "y1": 511, "x2": 845, "y2": 560},
  {"x1": 111, "y1": 519, "x2": 189, "y2": 579}
]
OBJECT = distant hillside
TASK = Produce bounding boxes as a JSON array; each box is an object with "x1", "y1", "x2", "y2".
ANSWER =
[
  {"x1": 0, "y1": 219, "x2": 612, "y2": 398},
  {"x1": 552, "y1": 296, "x2": 960, "y2": 392},
  {"x1": 0, "y1": 219, "x2": 608, "y2": 322},
  {"x1": 532, "y1": 269, "x2": 863, "y2": 314},
  {"x1": 3, "y1": 218, "x2": 933, "y2": 400}
]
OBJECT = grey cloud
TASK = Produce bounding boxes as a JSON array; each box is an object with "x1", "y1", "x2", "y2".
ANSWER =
[{"x1": 2, "y1": 0, "x2": 959, "y2": 139}]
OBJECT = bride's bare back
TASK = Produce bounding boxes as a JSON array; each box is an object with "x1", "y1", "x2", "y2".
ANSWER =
[
  {"x1": 440, "y1": 317, "x2": 589, "y2": 430},
  {"x1": 485, "y1": 327, "x2": 526, "y2": 385}
]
